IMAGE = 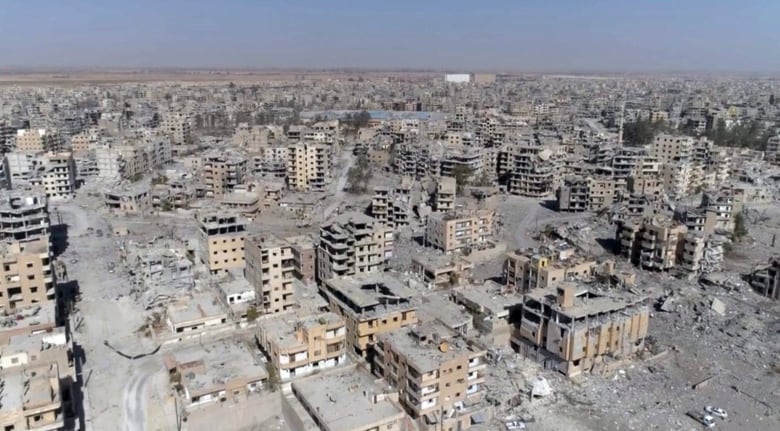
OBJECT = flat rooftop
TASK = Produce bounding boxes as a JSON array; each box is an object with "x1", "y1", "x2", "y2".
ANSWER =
[
  {"x1": 167, "y1": 294, "x2": 226, "y2": 325},
  {"x1": 325, "y1": 273, "x2": 418, "y2": 310},
  {"x1": 418, "y1": 294, "x2": 470, "y2": 330},
  {"x1": 452, "y1": 281, "x2": 523, "y2": 317},
  {"x1": 292, "y1": 366, "x2": 404, "y2": 431},
  {"x1": 259, "y1": 311, "x2": 343, "y2": 350},
  {"x1": 166, "y1": 339, "x2": 268, "y2": 394},
  {"x1": 380, "y1": 321, "x2": 481, "y2": 372},
  {"x1": 525, "y1": 282, "x2": 646, "y2": 320}
]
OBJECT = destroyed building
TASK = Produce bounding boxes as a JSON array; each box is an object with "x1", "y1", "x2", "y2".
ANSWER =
[
  {"x1": 316, "y1": 212, "x2": 393, "y2": 282},
  {"x1": 196, "y1": 210, "x2": 247, "y2": 274},
  {"x1": 425, "y1": 209, "x2": 494, "y2": 254},
  {"x1": 512, "y1": 282, "x2": 650, "y2": 377}
]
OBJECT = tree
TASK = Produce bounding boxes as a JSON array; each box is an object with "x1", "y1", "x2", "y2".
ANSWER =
[
  {"x1": 346, "y1": 154, "x2": 373, "y2": 194},
  {"x1": 452, "y1": 165, "x2": 474, "y2": 195},
  {"x1": 623, "y1": 118, "x2": 669, "y2": 146},
  {"x1": 246, "y1": 306, "x2": 259, "y2": 322},
  {"x1": 732, "y1": 212, "x2": 748, "y2": 241}
]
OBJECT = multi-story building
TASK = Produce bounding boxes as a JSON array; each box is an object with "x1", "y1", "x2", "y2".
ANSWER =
[
  {"x1": 618, "y1": 216, "x2": 687, "y2": 271},
  {"x1": 244, "y1": 235, "x2": 298, "y2": 314},
  {"x1": 0, "y1": 190, "x2": 50, "y2": 243},
  {"x1": 747, "y1": 258, "x2": 780, "y2": 300},
  {"x1": 30, "y1": 152, "x2": 76, "y2": 200},
  {"x1": 288, "y1": 365, "x2": 407, "y2": 431},
  {"x1": 256, "y1": 312, "x2": 347, "y2": 380},
  {"x1": 316, "y1": 212, "x2": 393, "y2": 282},
  {"x1": 159, "y1": 112, "x2": 192, "y2": 150},
  {"x1": 434, "y1": 176, "x2": 457, "y2": 212},
  {"x1": 373, "y1": 322, "x2": 487, "y2": 428},
  {"x1": 3, "y1": 152, "x2": 41, "y2": 187},
  {"x1": 287, "y1": 142, "x2": 331, "y2": 192},
  {"x1": 196, "y1": 211, "x2": 247, "y2": 274},
  {"x1": 512, "y1": 282, "x2": 650, "y2": 377},
  {"x1": 202, "y1": 150, "x2": 248, "y2": 197},
  {"x1": 557, "y1": 176, "x2": 626, "y2": 212},
  {"x1": 505, "y1": 245, "x2": 596, "y2": 292},
  {"x1": 0, "y1": 237, "x2": 55, "y2": 312},
  {"x1": 94, "y1": 146, "x2": 124, "y2": 180},
  {"x1": 369, "y1": 186, "x2": 411, "y2": 229},
  {"x1": 321, "y1": 273, "x2": 418, "y2": 357},
  {"x1": 14, "y1": 129, "x2": 61, "y2": 154},
  {"x1": 650, "y1": 133, "x2": 694, "y2": 164},
  {"x1": 767, "y1": 135, "x2": 780, "y2": 164},
  {"x1": 425, "y1": 209, "x2": 494, "y2": 254},
  {"x1": 0, "y1": 363, "x2": 66, "y2": 430},
  {"x1": 499, "y1": 143, "x2": 563, "y2": 197}
]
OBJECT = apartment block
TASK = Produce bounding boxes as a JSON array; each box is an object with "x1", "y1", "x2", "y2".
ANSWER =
[
  {"x1": 321, "y1": 273, "x2": 418, "y2": 357},
  {"x1": 373, "y1": 322, "x2": 487, "y2": 428},
  {"x1": 196, "y1": 211, "x2": 247, "y2": 274},
  {"x1": 425, "y1": 210, "x2": 493, "y2": 254},
  {"x1": 163, "y1": 340, "x2": 267, "y2": 411},
  {"x1": 244, "y1": 235, "x2": 297, "y2": 314},
  {"x1": 287, "y1": 142, "x2": 331, "y2": 192},
  {"x1": 0, "y1": 237, "x2": 55, "y2": 312},
  {"x1": 159, "y1": 112, "x2": 192, "y2": 149},
  {"x1": 505, "y1": 245, "x2": 596, "y2": 292},
  {"x1": 14, "y1": 129, "x2": 61, "y2": 154},
  {"x1": 288, "y1": 365, "x2": 407, "y2": 431},
  {"x1": 370, "y1": 186, "x2": 411, "y2": 229},
  {"x1": 557, "y1": 176, "x2": 626, "y2": 212},
  {"x1": 618, "y1": 216, "x2": 687, "y2": 271},
  {"x1": 512, "y1": 282, "x2": 650, "y2": 377},
  {"x1": 30, "y1": 152, "x2": 76, "y2": 200},
  {"x1": 0, "y1": 363, "x2": 66, "y2": 430},
  {"x1": 317, "y1": 212, "x2": 393, "y2": 282},
  {"x1": 434, "y1": 176, "x2": 457, "y2": 212},
  {"x1": 0, "y1": 191, "x2": 49, "y2": 243},
  {"x1": 4, "y1": 153, "x2": 41, "y2": 187},
  {"x1": 202, "y1": 150, "x2": 248, "y2": 197},
  {"x1": 256, "y1": 312, "x2": 347, "y2": 380},
  {"x1": 650, "y1": 133, "x2": 694, "y2": 164}
]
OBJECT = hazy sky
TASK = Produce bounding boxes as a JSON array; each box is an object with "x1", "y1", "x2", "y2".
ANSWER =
[{"x1": 1, "y1": 0, "x2": 778, "y2": 72}]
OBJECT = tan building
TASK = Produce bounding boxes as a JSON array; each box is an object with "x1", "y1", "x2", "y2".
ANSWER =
[
  {"x1": 321, "y1": 273, "x2": 418, "y2": 357},
  {"x1": 425, "y1": 209, "x2": 494, "y2": 254},
  {"x1": 410, "y1": 254, "x2": 473, "y2": 288},
  {"x1": 505, "y1": 245, "x2": 595, "y2": 292},
  {"x1": 159, "y1": 112, "x2": 192, "y2": 150},
  {"x1": 163, "y1": 340, "x2": 267, "y2": 411},
  {"x1": 288, "y1": 365, "x2": 408, "y2": 431},
  {"x1": 618, "y1": 216, "x2": 687, "y2": 271},
  {"x1": 0, "y1": 237, "x2": 54, "y2": 312},
  {"x1": 14, "y1": 129, "x2": 61, "y2": 154},
  {"x1": 317, "y1": 212, "x2": 393, "y2": 282},
  {"x1": 434, "y1": 176, "x2": 457, "y2": 211},
  {"x1": 557, "y1": 176, "x2": 625, "y2": 212},
  {"x1": 31, "y1": 152, "x2": 76, "y2": 200},
  {"x1": 202, "y1": 151, "x2": 248, "y2": 197},
  {"x1": 512, "y1": 282, "x2": 650, "y2": 377},
  {"x1": 244, "y1": 235, "x2": 297, "y2": 314},
  {"x1": 373, "y1": 322, "x2": 487, "y2": 428},
  {"x1": 0, "y1": 363, "x2": 66, "y2": 431},
  {"x1": 256, "y1": 312, "x2": 347, "y2": 381},
  {"x1": 196, "y1": 211, "x2": 247, "y2": 274},
  {"x1": 287, "y1": 142, "x2": 331, "y2": 192},
  {"x1": 650, "y1": 133, "x2": 694, "y2": 164}
]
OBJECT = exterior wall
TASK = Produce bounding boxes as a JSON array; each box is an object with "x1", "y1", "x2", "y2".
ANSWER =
[
  {"x1": 245, "y1": 238, "x2": 296, "y2": 314},
  {"x1": 0, "y1": 238, "x2": 54, "y2": 311},
  {"x1": 198, "y1": 213, "x2": 247, "y2": 274},
  {"x1": 425, "y1": 211, "x2": 493, "y2": 253}
]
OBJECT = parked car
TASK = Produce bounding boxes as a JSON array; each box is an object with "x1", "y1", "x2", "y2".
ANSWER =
[{"x1": 705, "y1": 406, "x2": 728, "y2": 419}]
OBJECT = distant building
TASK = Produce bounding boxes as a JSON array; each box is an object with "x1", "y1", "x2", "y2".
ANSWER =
[{"x1": 444, "y1": 74, "x2": 471, "y2": 83}]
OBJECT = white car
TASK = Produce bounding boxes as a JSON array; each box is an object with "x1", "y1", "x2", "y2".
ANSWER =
[{"x1": 705, "y1": 406, "x2": 728, "y2": 419}]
